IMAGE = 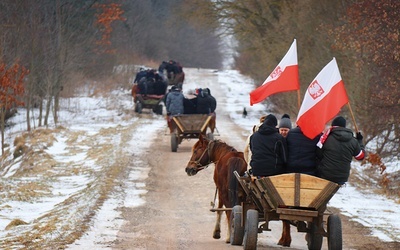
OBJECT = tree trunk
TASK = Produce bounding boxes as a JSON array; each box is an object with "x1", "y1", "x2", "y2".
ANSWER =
[{"x1": 1, "y1": 107, "x2": 6, "y2": 155}]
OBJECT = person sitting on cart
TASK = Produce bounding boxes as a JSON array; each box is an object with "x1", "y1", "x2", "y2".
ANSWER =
[
  {"x1": 203, "y1": 88, "x2": 217, "y2": 113},
  {"x1": 278, "y1": 113, "x2": 321, "y2": 176},
  {"x1": 285, "y1": 124, "x2": 321, "y2": 176},
  {"x1": 183, "y1": 89, "x2": 197, "y2": 114},
  {"x1": 153, "y1": 71, "x2": 168, "y2": 95},
  {"x1": 165, "y1": 60, "x2": 179, "y2": 81},
  {"x1": 195, "y1": 88, "x2": 214, "y2": 114},
  {"x1": 316, "y1": 116, "x2": 365, "y2": 185},
  {"x1": 133, "y1": 67, "x2": 147, "y2": 84},
  {"x1": 249, "y1": 114, "x2": 287, "y2": 178},
  {"x1": 166, "y1": 86, "x2": 184, "y2": 133},
  {"x1": 244, "y1": 115, "x2": 267, "y2": 170},
  {"x1": 278, "y1": 114, "x2": 292, "y2": 138}
]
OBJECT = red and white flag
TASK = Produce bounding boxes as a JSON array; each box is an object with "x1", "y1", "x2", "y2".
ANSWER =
[
  {"x1": 296, "y1": 58, "x2": 349, "y2": 139},
  {"x1": 250, "y1": 39, "x2": 299, "y2": 106}
]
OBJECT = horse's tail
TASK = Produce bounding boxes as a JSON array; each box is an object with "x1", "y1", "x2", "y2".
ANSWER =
[{"x1": 227, "y1": 157, "x2": 247, "y2": 207}]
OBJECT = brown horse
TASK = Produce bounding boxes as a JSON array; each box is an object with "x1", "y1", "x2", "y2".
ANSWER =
[{"x1": 185, "y1": 134, "x2": 247, "y2": 243}]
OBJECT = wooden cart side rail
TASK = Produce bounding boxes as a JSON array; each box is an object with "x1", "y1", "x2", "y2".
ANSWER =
[
  {"x1": 233, "y1": 171, "x2": 269, "y2": 212},
  {"x1": 172, "y1": 116, "x2": 185, "y2": 132},
  {"x1": 200, "y1": 116, "x2": 212, "y2": 132},
  {"x1": 255, "y1": 177, "x2": 284, "y2": 209},
  {"x1": 309, "y1": 182, "x2": 340, "y2": 210},
  {"x1": 234, "y1": 171, "x2": 251, "y2": 195}
]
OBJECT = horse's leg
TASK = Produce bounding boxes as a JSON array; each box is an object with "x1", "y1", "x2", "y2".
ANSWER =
[
  {"x1": 208, "y1": 115, "x2": 216, "y2": 133},
  {"x1": 277, "y1": 220, "x2": 292, "y2": 247},
  {"x1": 213, "y1": 200, "x2": 223, "y2": 239},
  {"x1": 131, "y1": 85, "x2": 137, "y2": 103}
]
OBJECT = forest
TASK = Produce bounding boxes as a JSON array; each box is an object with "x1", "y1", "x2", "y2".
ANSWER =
[{"x1": 1, "y1": 0, "x2": 399, "y2": 159}]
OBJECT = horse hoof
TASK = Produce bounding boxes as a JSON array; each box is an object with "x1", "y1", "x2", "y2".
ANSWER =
[
  {"x1": 213, "y1": 232, "x2": 221, "y2": 239},
  {"x1": 277, "y1": 240, "x2": 291, "y2": 247},
  {"x1": 225, "y1": 239, "x2": 230, "y2": 244}
]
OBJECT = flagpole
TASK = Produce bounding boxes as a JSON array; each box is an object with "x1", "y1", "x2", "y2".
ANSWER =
[
  {"x1": 297, "y1": 89, "x2": 301, "y2": 110},
  {"x1": 347, "y1": 102, "x2": 359, "y2": 133}
]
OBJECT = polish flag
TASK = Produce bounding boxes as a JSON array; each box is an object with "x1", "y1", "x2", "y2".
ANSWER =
[
  {"x1": 250, "y1": 39, "x2": 299, "y2": 106},
  {"x1": 296, "y1": 58, "x2": 349, "y2": 139}
]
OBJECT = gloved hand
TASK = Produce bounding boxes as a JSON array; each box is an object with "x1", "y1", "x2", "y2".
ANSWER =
[
  {"x1": 356, "y1": 132, "x2": 364, "y2": 148},
  {"x1": 356, "y1": 132, "x2": 363, "y2": 141}
]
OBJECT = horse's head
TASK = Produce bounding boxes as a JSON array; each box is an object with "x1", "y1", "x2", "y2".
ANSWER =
[{"x1": 185, "y1": 134, "x2": 212, "y2": 176}]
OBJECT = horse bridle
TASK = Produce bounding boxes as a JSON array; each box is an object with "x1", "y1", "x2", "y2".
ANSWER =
[{"x1": 188, "y1": 140, "x2": 216, "y2": 170}]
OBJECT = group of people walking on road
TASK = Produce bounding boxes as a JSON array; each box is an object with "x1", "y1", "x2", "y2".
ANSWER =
[{"x1": 245, "y1": 113, "x2": 365, "y2": 185}]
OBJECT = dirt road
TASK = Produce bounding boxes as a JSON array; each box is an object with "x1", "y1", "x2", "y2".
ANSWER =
[{"x1": 112, "y1": 69, "x2": 399, "y2": 249}]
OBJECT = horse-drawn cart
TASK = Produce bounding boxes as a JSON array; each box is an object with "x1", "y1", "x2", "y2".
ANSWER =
[
  {"x1": 169, "y1": 114, "x2": 215, "y2": 152},
  {"x1": 232, "y1": 172, "x2": 342, "y2": 250},
  {"x1": 134, "y1": 94, "x2": 164, "y2": 115}
]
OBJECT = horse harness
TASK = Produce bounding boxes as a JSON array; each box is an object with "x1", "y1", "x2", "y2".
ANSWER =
[{"x1": 188, "y1": 140, "x2": 217, "y2": 170}]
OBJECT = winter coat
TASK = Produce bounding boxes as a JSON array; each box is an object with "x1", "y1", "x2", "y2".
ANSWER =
[
  {"x1": 316, "y1": 127, "x2": 364, "y2": 184},
  {"x1": 286, "y1": 127, "x2": 321, "y2": 175},
  {"x1": 134, "y1": 70, "x2": 147, "y2": 84},
  {"x1": 249, "y1": 124, "x2": 287, "y2": 177},
  {"x1": 196, "y1": 91, "x2": 213, "y2": 114},
  {"x1": 183, "y1": 97, "x2": 197, "y2": 114},
  {"x1": 166, "y1": 91, "x2": 184, "y2": 115}
]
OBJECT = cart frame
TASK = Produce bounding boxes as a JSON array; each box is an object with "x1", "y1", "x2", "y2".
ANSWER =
[
  {"x1": 232, "y1": 172, "x2": 342, "y2": 250},
  {"x1": 134, "y1": 94, "x2": 164, "y2": 115},
  {"x1": 170, "y1": 114, "x2": 214, "y2": 152}
]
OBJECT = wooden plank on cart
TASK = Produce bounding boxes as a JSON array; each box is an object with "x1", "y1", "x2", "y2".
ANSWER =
[
  {"x1": 173, "y1": 114, "x2": 210, "y2": 133},
  {"x1": 254, "y1": 173, "x2": 340, "y2": 209},
  {"x1": 277, "y1": 208, "x2": 319, "y2": 221}
]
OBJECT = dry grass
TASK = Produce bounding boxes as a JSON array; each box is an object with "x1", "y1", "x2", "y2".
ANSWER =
[{"x1": 5, "y1": 219, "x2": 28, "y2": 230}]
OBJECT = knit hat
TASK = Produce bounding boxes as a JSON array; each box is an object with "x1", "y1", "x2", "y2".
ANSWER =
[
  {"x1": 263, "y1": 114, "x2": 278, "y2": 127},
  {"x1": 279, "y1": 114, "x2": 292, "y2": 129},
  {"x1": 331, "y1": 116, "x2": 346, "y2": 127},
  {"x1": 279, "y1": 118, "x2": 292, "y2": 129}
]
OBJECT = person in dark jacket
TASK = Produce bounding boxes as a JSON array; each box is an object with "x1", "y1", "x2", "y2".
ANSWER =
[
  {"x1": 203, "y1": 88, "x2": 217, "y2": 113},
  {"x1": 196, "y1": 88, "x2": 213, "y2": 114},
  {"x1": 250, "y1": 114, "x2": 287, "y2": 177},
  {"x1": 165, "y1": 60, "x2": 179, "y2": 81},
  {"x1": 316, "y1": 116, "x2": 366, "y2": 184},
  {"x1": 134, "y1": 68, "x2": 147, "y2": 84},
  {"x1": 183, "y1": 97, "x2": 197, "y2": 114},
  {"x1": 286, "y1": 126, "x2": 321, "y2": 176}
]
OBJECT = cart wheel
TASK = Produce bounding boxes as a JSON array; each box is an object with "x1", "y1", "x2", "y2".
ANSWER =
[
  {"x1": 207, "y1": 133, "x2": 214, "y2": 140},
  {"x1": 171, "y1": 133, "x2": 178, "y2": 152},
  {"x1": 230, "y1": 205, "x2": 244, "y2": 245},
  {"x1": 306, "y1": 222, "x2": 323, "y2": 250},
  {"x1": 134, "y1": 102, "x2": 139, "y2": 113},
  {"x1": 155, "y1": 104, "x2": 163, "y2": 115},
  {"x1": 135, "y1": 102, "x2": 143, "y2": 114},
  {"x1": 327, "y1": 214, "x2": 342, "y2": 250},
  {"x1": 243, "y1": 209, "x2": 258, "y2": 250}
]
